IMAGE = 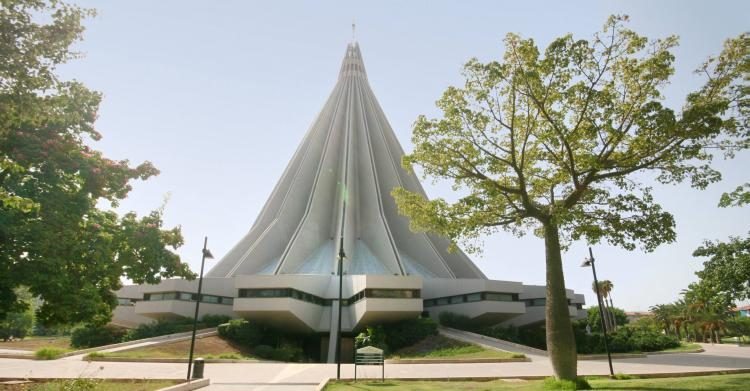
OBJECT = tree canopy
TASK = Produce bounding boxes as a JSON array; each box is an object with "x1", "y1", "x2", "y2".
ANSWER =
[
  {"x1": 0, "y1": 0, "x2": 194, "y2": 325},
  {"x1": 393, "y1": 16, "x2": 747, "y2": 380}
]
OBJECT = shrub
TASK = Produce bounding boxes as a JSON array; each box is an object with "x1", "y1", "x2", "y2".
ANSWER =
[
  {"x1": 35, "y1": 347, "x2": 67, "y2": 360},
  {"x1": 572, "y1": 323, "x2": 679, "y2": 354},
  {"x1": 253, "y1": 344, "x2": 303, "y2": 362},
  {"x1": 726, "y1": 316, "x2": 750, "y2": 337},
  {"x1": 0, "y1": 309, "x2": 33, "y2": 341},
  {"x1": 355, "y1": 318, "x2": 438, "y2": 353},
  {"x1": 477, "y1": 324, "x2": 548, "y2": 350},
  {"x1": 84, "y1": 352, "x2": 105, "y2": 360},
  {"x1": 51, "y1": 378, "x2": 98, "y2": 391},
  {"x1": 201, "y1": 314, "x2": 231, "y2": 327},
  {"x1": 438, "y1": 312, "x2": 479, "y2": 332},
  {"x1": 384, "y1": 318, "x2": 438, "y2": 351},
  {"x1": 122, "y1": 315, "x2": 230, "y2": 342},
  {"x1": 542, "y1": 377, "x2": 591, "y2": 390},
  {"x1": 32, "y1": 323, "x2": 74, "y2": 337},
  {"x1": 217, "y1": 319, "x2": 264, "y2": 346},
  {"x1": 355, "y1": 325, "x2": 387, "y2": 351},
  {"x1": 70, "y1": 324, "x2": 126, "y2": 348},
  {"x1": 586, "y1": 307, "x2": 628, "y2": 332},
  {"x1": 122, "y1": 317, "x2": 191, "y2": 341}
]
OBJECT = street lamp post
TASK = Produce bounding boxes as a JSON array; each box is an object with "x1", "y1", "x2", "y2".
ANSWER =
[
  {"x1": 187, "y1": 236, "x2": 214, "y2": 381},
  {"x1": 336, "y1": 236, "x2": 345, "y2": 380},
  {"x1": 582, "y1": 246, "x2": 614, "y2": 377}
]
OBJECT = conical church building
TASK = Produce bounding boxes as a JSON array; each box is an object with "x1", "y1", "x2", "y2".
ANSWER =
[{"x1": 113, "y1": 42, "x2": 586, "y2": 362}]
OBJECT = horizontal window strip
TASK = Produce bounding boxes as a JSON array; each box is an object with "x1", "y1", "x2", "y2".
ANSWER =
[
  {"x1": 142, "y1": 291, "x2": 234, "y2": 305},
  {"x1": 423, "y1": 292, "x2": 520, "y2": 308},
  {"x1": 237, "y1": 288, "x2": 421, "y2": 307}
]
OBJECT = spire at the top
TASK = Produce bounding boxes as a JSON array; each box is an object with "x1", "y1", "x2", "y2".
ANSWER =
[
  {"x1": 338, "y1": 41, "x2": 367, "y2": 80},
  {"x1": 352, "y1": 21, "x2": 356, "y2": 42}
]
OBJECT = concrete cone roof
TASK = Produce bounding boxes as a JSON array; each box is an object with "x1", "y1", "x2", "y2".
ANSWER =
[{"x1": 207, "y1": 43, "x2": 486, "y2": 280}]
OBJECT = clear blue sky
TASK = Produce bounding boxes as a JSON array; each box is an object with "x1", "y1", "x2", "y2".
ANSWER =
[{"x1": 59, "y1": 0, "x2": 749, "y2": 311}]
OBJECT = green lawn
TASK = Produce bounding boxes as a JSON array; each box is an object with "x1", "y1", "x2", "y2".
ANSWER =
[
  {"x1": 324, "y1": 373, "x2": 750, "y2": 390},
  {"x1": 0, "y1": 379, "x2": 176, "y2": 391},
  {"x1": 388, "y1": 335, "x2": 524, "y2": 360}
]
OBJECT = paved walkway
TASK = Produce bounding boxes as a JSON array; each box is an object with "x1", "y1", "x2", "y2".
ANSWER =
[
  {"x1": 0, "y1": 348, "x2": 32, "y2": 355},
  {"x1": 2, "y1": 343, "x2": 749, "y2": 390}
]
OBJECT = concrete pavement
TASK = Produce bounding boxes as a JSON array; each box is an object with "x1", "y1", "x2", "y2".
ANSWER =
[{"x1": 1, "y1": 343, "x2": 749, "y2": 391}]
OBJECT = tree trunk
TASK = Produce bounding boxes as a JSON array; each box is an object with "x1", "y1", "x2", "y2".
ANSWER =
[
  {"x1": 543, "y1": 221, "x2": 577, "y2": 381},
  {"x1": 600, "y1": 300, "x2": 609, "y2": 332},
  {"x1": 608, "y1": 296, "x2": 617, "y2": 331}
]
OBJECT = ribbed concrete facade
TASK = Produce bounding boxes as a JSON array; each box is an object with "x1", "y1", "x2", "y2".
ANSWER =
[{"x1": 207, "y1": 43, "x2": 484, "y2": 280}]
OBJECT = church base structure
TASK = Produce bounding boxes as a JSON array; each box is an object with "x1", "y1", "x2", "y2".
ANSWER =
[{"x1": 112, "y1": 276, "x2": 586, "y2": 332}]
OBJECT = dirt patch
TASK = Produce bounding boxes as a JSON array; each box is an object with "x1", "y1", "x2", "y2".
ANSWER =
[
  {"x1": 108, "y1": 335, "x2": 255, "y2": 359},
  {"x1": 0, "y1": 337, "x2": 71, "y2": 351}
]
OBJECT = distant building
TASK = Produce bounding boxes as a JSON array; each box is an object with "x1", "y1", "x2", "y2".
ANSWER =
[
  {"x1": 733, "y1": 305, "x2": 750, "y2": 317},
  {"x1": 112, "y1": 41, "x2": 587, "y2": 362},
  {"x1": 625, "y1": 311, "x2": 652, "y2": 323}
]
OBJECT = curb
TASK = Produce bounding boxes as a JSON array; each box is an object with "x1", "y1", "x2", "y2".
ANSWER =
[
  {"x1": 0, "y1": 353, "x2": 33, "y2": 359},
  {"x1": 578, "y1": 348, "x2": 705, "y2": 360},
  {"x1": 647, "y1": 348, "x2": 705, "y2": 355},
  {"x1": 578, "y1": 353, "x2": 646, "y2": 360},
  {"x1": 385, "y1": 357, "x2": 530, "y2": 364},
  {"x1": 84, "y1": 357, "x2": 262, "y2": 363},
  {"x1": 311, "y1": 368, "x2": 750, "y2": 387},
  {"x1": 315, "y1": 378, "x2": 331, "y2": 391},
  {"x1": 156, "y1": 378, "x2": 210, "y2": 391}
]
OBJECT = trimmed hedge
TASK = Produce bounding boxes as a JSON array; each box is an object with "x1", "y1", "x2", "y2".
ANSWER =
[
  {"x1": 437, "y1": 311, "x2": 679, "y2": 354},
  {"x1": 70, "y1": 324, "x2": 127, "y2": 348},
  {"x1": 123, "y1": 314, "x2": 231, "y2": 341},
  {"x1": 573, "y1": 323, "x2": 679, "y2": 354}
]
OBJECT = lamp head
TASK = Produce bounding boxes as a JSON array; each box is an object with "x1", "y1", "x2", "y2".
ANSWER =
[
  {"x1": 581, "y1": 258, "x2": 593, "y2": 268},
  {"x1": 203, "y1": 248, "x2": 214, "y2": 259}
]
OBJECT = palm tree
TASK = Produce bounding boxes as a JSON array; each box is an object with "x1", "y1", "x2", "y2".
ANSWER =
[
  {"x1": 592, "y1": 281, "x2": 613, "y2": 332},
  {"x1": 600, "y1": 280, "x2": 617, "y2": 331},
  {"x1": 650, "y1": 304, "x2": 673, "y2": 335}
]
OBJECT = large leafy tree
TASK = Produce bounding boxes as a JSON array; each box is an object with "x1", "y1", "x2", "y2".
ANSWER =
[
  {"x1": 694, "y1": 235, "x2": 750, "y2": 302},
  {"x1": 393, "y1": 16, "x2": 747, "y2": 380},
  {"x1": 692, "y1": 32, "x2": 750, "y2": 302},
  {"x1": 0, "y1": 0, "x2": 194, "y2": 326}
]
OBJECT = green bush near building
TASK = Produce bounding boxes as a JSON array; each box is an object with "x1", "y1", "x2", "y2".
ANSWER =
[
  {"x1": 123, "y1": 314, "x2": 230, "y2": 341},
  {"x1": 70, "y1": 324, "x2": 127, "y2": 348},
  {"x1": 354, "y1": 317, "x2": 438, "y2": 353},
  {"x1": 438, "y1": 311, "x2": 679, "y2": 354},
  {"x1": 217, "y1": 319, "x2": 316, "y2": 362},
  {"x1": 34, "y1": 347, "x2": 67, "y2": 360}
]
